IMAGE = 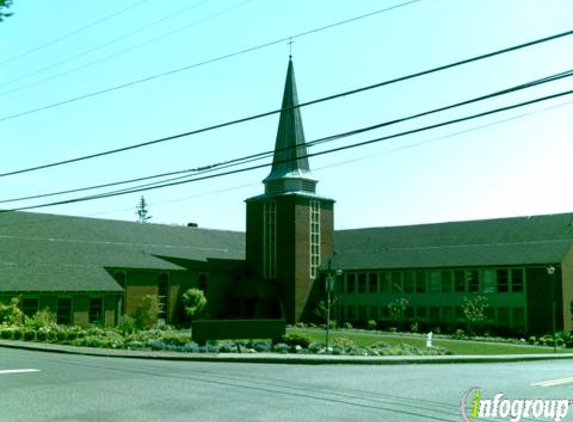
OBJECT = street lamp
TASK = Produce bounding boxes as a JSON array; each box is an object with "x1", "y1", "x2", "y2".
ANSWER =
[
  {"x1": 323, "y1": 255, "x2": 341, "y2": 353},
  {"x1": 546, "y1": 265, "x2": 556, "y2": 353}
]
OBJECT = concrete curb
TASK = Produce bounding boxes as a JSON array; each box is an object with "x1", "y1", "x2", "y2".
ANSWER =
[{"x1": 2, "y1": 340, "x2": 573, "y2": 365}]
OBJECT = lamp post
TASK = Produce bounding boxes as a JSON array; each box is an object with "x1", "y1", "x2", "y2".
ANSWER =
[
  {"x1": 323, "y1": 255, "x2": 340, "y2": 353},
  {"x1": 546, "y1": 265, "x2": 556, "y2": 353}
]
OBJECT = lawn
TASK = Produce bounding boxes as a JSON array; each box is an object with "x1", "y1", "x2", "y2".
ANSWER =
[{"x1": 287, "y1": 327, "x2": 573, "y2": 355}]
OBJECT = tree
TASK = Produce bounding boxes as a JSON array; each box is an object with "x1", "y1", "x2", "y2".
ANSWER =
[
  {"x1": 0, "y1": 0, "x2": 13, "y2": 22},
  {"x1": 387, "y1": 298, "x2": 409, "y2": 328},
  {"x1": 181, "y1": 288, "x2": 207, "y2": 324},
  {"x1": 135, "y1": 196, "x2": 152, "y2": 223},
  {"x1": 0, "y1": 297, "x2": 23, "y2": 326},
  {"x1": 133, "y1": 295, "x2": 159, "y2": 329},
  {"x1": 462, "y1": 295, "x2": 489, "y2": 334}
]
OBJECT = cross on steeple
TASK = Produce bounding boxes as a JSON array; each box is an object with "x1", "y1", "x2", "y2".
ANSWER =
[{"x1": 288, "y1": 37, "x2": 294, "y2": 59}]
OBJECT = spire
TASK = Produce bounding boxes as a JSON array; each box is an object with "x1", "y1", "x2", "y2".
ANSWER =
[{"x1": 263, "y1": 59, "x2": 317, "y2": 195}]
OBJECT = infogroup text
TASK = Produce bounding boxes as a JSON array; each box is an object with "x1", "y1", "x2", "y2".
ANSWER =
[{"x1": 461, "y1": 388, "x2": 570, "y2": 422}]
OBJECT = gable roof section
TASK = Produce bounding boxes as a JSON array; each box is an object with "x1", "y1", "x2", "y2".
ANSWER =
[
  {"x1": 334, "y1": 213, "x2": 573, "y2": 270},
  {"x1": 0, "y1": 211, "x2": 246, "y2": 292}
]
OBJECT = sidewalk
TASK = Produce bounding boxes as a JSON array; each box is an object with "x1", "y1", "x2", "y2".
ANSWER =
[{"x1": 2, "y1": 339, "x2": 573, "y2": 365}]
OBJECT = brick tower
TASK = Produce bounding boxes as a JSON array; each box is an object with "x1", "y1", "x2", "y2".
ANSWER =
[{"x1": 246, "y1": 59, "x2": 334, "y2": 324}]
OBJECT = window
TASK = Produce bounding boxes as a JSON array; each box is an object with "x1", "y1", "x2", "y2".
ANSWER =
[
  {"x1": 484, "y1": 307, "x2": 495, "y2": 321},
  {"x1": 89, "y1": 298, "x2": 103, "y2": 324},
  {"x1": 429, "y1": 306, "x2": 440, "y2": 321},
  {"x1": 198, "y1": 274, "x2": 207, "y2": 292},
  {"x1": 467, "y1": 270, "x2": 479, "y2": 293},
  {"x1": 405, "y1": 306, "x2": 414, "y2": 319},
  {"x1": 403, "y1": 271, "x2": 414, "y2": 293},
  {"x1": 158, "y1": 273, "x2": 169, "y2": 320},
  {"x1": 357, "y1": 306, "x2": 367, "y2": 321},
  {"x1": 454, "y1": 270, "x2": 465, "y2": 292},
  {"x1": 22, "y1": 298, "x2": 38, "y2": 317},
  {"x1": 441, "y1": 270, "x2": 453, "y2": 292},
  {"x1": 482, "y1": 270, "x2": 496, "y2": 293},
  {"x1": 309, "y1": 201, "x2": 321, "y2": 279},
  {"x1": 415, "y1": 271, "x2": 426, "y2": 293},
  {"x1": 357, "y1": 273, "x2": 367, "y2": 293},
  {"x1": 391, "y1": 272, "x2": 402, "y2": 293},
  {"x1": 346, "y1": 273, "x2": 356, "y2": 293},
  {"x1": 511, "y1": 269, "x2": 524, "y2": 292},
  {"x1": 442, "y1": 306, "x2": 454, "y2": 322},
  {"x1": 57, "y1": 298, "x2": 72, "y2": 325},
  {"x1": 497, "y1": 269, "x2": 509, "y2": 293},
  {"x1": 263, "y1": 201, "x2": 277, "y2": 279},
  {"x1": 497, "y1": 307, "x2": 510, "y2": 324},
  {"x1": 429, "y1": 271, "x2": 441, "y2": 293},
  {"x1": 455, "y1": 306, "x2": 464, "y2": 320},
  {"x1": 369, "y1": 306, "x2": 378, "y2": 320},
  {"x1": 380, "y1": 306, "x2": 390, "y2": 319},
  {"x1": 368, "y1": 273, "x2": 378, "y2": 293},
  {"x1": 379, "y1": 273, "x2": 390, "y2": 293},
  {"x1": 512, "y1": 307, "x2": 525, "y2": 327},
  {"x1": 416, "y1": 306, "x2": 427, "y2": 320}
]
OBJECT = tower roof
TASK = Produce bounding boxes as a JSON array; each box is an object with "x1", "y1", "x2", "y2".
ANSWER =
[{"x1": 263, "y1": 59, "x2": 317, "y2": 195}]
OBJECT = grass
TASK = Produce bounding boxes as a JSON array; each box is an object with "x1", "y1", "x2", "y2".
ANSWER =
[{"x1": 287, "y1": 327, "x2": 573, "y2": 355}]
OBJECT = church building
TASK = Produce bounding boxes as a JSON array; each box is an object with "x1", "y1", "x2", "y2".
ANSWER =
[{"x1": 1, "y1": 59, "x2": 572, "y2": 336}]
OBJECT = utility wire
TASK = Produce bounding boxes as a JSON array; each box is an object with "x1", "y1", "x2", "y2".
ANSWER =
[
  {"x1": 0, "y1": 0, "x2": 427, "y2": 124},
  {"x1": 2, "y1": 68, "x2": 571, "y2": 205},
  {"x1": 0, "y1": 0, "x2": 256, "y2": 97},
  {"x1": 0, "y1": 0, "x2": 212, "y2": 89},
  {"x1": 3, "y1": 86, "x2": 572, "y2": 213},
  {"x1": 1, "y1": 26, "x2": 572, "y2": 178},
  {"x1": 0, "y1": 0, "x2": 151, "y2": 66}
]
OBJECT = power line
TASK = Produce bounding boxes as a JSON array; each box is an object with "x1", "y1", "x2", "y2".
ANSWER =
[
  {"x1": 2, "y1": 68, "x2": 571, "y2": 205},
  {"x1": 4, "y1": 86, "x2": 572, "y2": 213},
  {"x1": 0, "y1": 0, "x2": 213, "y2": 89},
  {"x1": 0, "y1": 0, "x2": 426, "y2": 124},
  {"x1": 0, "y1": 0, "x2": 256, "y2": 97},
  {"x1": 1, "y1": 26, "x2": 572, "y2": 179},
  {"x1": 0, "y1": 0, "x2": 151, "y2": 66}
]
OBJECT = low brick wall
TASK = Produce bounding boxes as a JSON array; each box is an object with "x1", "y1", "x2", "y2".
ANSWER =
[{"x1": 192, "y1": 319, "x2": 286, "y2": 345}]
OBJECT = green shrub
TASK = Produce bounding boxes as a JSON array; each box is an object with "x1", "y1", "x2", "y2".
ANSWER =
[
  {"x1": 410, "y1": 322, "x2": 419, "y2": 333},
  {"x1": 0, "y1": 297, "x2": 24, "y2": 326},
  {"x1": 117, "y1": 315, "x2": 137, "y2": 334},
  {"x1": 134, "y1": 295, "x2": 160, "y2": 329},
  {"x1": 181, "y1": 288, "x2": 207, "y2": 323},
  {"x1": 343, "y1": 322, "x2": 353, "y2": 329},
  {"x1": 453, "y1": 329, "x2": 467, "y2": 340},
  {"x1": 159, "y1": 331, "x2": 190, "y2": 346},
  {"x1": 25, "y1": 308, "x2": 56, "y2": 330},
  {"x1": 367, "y1": 320, "x2": 377, "y2": 330},
  {"x1": 331, "y1": 337, "x2": 357, "y2": 352},
  {"x1": 281, "y1": 332, "x2": 312, "y2": 348},
  {"x1": 528, "y1": 335, "x2": 537, "y2": 345}
]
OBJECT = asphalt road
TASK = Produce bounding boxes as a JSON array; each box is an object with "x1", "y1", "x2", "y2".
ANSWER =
[{"x1": 2, "y1": 348, "x2": 573, "y2": 422}]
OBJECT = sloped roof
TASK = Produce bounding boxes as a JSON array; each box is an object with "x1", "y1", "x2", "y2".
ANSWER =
[
  {"x1": 334, "y1": 213, "x2": 573, "y2": 270},
  {"x1": 0, "y1": 211, "x2": 245, "y2": 292},
  {"x1": 263, "y1": 59, "x2": 315, "y2": 184}
]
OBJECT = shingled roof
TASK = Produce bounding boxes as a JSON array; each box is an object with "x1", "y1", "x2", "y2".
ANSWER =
[
  {"x1": 334, "y1": 213, "x2": 573, "y2": 270},
  {"x1": 0, "y1": 211, "x2": 245, "y2": 292}
]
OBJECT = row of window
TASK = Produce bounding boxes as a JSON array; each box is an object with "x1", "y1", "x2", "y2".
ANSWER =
[
  {"x1": 344, "y1": 268, "x2": 525, "y2": 295},
  {"x1": 310, "y1": 200, "x2": 321, "y2": 279},
  {"x1": 340, "y1": 304, "x2": 525, "y2": 327},
  {"x1": 22, "y1": 297, "x2": 104, "y2": 325}
]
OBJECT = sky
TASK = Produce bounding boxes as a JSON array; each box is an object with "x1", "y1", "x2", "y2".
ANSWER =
[{"x1": 1, "y1": 0, "x2": 573, "y2": 232}]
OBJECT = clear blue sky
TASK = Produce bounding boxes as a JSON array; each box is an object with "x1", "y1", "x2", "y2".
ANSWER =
[{"x1": 1, "y1": 0, "x2": 572, "y2": 231}]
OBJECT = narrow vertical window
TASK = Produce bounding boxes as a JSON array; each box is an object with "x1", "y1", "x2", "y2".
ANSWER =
[
  {"x1": 57, "y1": 298, "x2": 72, "y2": 325},
  {"x1": 158, "y1": 273, "x2": 169, "y2": 320},
  {"x1": 309, "y1": 200, "x2": 321, "y2": 279},
  {"x1": 89, "y1": 298, "x2": 103, "y2": 324},
  {"x1": 263, "y1": 201, "x2": 277, "y2": 279}
]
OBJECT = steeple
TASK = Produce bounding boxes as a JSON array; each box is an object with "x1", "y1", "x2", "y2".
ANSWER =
[{"x1": 263, "y1": 59, "x2": 317, "y2": 195}]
